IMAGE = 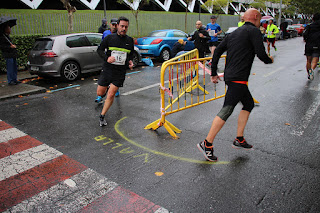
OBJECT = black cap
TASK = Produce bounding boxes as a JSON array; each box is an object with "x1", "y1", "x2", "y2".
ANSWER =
[
  {"x1": 110, "y1": 18, "x2": 118, "y2": 24},
  {"x1": 210, "y1": 15, "x2": 217, "y2": 19}
]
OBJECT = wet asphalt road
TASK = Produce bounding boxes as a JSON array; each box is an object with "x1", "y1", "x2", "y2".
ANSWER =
[{"x1": 1, "y1": 36, "x2": 320, "y2": 212}]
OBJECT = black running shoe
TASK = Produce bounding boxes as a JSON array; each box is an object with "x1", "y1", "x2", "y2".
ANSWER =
[
  {"x1": 197, "y1": 140, "x2": 218, "y2": 161},
  {"x1": 232, "y1": 138, "x2": 253, "y2": 149},
  {"x1": 308, "y1": 69, "x2": 314, "y2": 80},
  {"x1": 99, "y1": 115, "x2": 107, "y2": 127}
]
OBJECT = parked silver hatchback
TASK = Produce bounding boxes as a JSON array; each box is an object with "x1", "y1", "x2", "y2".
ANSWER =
[
  {"x1": 28, "y1": 33, "x2": 104, "y2": 81},
  {"x1": 28, "y1": 33, "x2": 141, "y2": 81}
]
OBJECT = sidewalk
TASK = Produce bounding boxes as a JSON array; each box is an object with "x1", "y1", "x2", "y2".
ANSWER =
[{"x1": 0, "y1": 71, "x2": 46, "y2": 100}]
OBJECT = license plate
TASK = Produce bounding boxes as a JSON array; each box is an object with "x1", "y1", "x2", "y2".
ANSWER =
[
  {"x1": 31, "y1": 66, "x2": 39, "y2": 71},
  {"x1": 139, "y1": 49, "x2": 148, "y2": 53}
]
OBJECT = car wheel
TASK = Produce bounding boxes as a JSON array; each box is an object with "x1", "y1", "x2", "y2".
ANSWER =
[
  {"x1": 61, "y1": 61, "x2": 80, "y2": 81},
  {"x1": 160, "y1": 48, "x2": 170, "y2": 62},
  {"x1": 132, "y1": 51, "x2": 139, "y2": 68}
]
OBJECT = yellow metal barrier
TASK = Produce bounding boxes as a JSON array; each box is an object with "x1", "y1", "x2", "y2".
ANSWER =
[{"x1": 145, "y1": 49, "x2": 227, "y2": 139}]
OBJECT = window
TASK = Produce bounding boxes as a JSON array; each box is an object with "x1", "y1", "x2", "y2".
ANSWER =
[
  {"x1": 86, "y1": 34, "x2": 102, "y2": 46},
  {"x1": 148, "y1": 31, "x2": 167, "y2": 37},
  {"x1": 32, "y1": 39, "x2": 53, "y2": 50},
  {"x1": 66, "y1": 35, "x2": 90, "y2": 48},
  {"x1": 173, "y1": 31, "x2": 187, "y2": 38}
]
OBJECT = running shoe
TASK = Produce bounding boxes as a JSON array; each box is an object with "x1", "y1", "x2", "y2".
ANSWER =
[
  {"x1": 99, "y1": 115, "x2": 107, "y2": 127},
  {"x1": 95, "y1": 96, "x2": 103, "y2": 103},
  {"x1": 232, "y1": 138, "x2": 253, "y2": 149},
  {"x1": 308, "y1": 69, "x2": 314, "y2": 80},
  {"x1": 115, "y1": 90, "x2": 120, "y2": 97},
  {"x1": 274, "y1": 46, "x2": 277, "y2": 51},
  {"x1": 197, "y1": 140, "x2": 218, "y2": 161}
]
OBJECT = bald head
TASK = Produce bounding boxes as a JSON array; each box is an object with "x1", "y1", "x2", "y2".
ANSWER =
[
  {"x1": 196, "y1": 20, "x2": 202, "y2": 29},
  {"x1": 243, "y1": 8, "x2": 262, "y2": 28}
]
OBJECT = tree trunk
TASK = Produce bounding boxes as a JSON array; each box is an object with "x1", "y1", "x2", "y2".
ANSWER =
[
  {"x1": 185, "y1": 4, "x2": 188, "y2": 32},
  {"x1": 134, "y1": 12, "x2": 139, "y2": 37},
  {"x1": 60, "y1": 0, "x2": 76, "y2": 32}
]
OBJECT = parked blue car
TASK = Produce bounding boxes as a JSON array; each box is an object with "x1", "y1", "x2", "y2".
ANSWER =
[{"x1": 135, "y1": 29, "x2": 195, "y2": 61}]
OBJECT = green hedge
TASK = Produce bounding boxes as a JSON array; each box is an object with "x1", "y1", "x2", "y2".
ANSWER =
[{"x1": 0, "y1": 34, "x2": 49, "y2": 72}]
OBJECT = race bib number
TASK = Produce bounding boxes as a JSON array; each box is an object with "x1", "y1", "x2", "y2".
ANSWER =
[
  {"x1": 209, "y1": 30, "x2": 216, "y2": 36},
  {"x1": 111, "y1": 50, "x2": 127, "y2": 65},
  {"x1": 268, "y1": 31, "x2": 272, "y2": 36}
]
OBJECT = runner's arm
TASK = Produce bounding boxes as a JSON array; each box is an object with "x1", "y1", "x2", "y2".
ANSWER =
[
  {"x1": 127, "y1": 37, "x2": 135, "y2": 68},
  {"x1": 211, "y1": 35, "x2": 228, "y2": 76}
]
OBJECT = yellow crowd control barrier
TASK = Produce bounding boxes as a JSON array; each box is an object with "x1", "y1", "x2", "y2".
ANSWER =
[{"x1": 145, "y1": 49, "x2": 226, "y2": 139}]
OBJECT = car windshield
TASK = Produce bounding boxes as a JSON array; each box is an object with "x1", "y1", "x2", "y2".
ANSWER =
[
  {"x1": 32, "y1": 39, "x2": 53, "y2": 51},
  {"x1": 148, "y1": 31, "x2": 167, "y2": 37},
  {"x1": 291, "y1": 25, "x2": 300, "y2": 28}
]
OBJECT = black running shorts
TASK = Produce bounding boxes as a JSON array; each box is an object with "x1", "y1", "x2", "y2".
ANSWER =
[
  {"x1": 267, "y1": 37, "x2": 275, "y2": 44},
  {"x1": 305, "y1": 45, "x2": 320, "y2": 57},
  {"x1": 208, "y1": 41, "x2": 219, "y2": 47},
  {"x1": 223, "y1": 81, "x2": 254, "y2": 112},
  {"x1": 98, "y1": 64, "x2": 126, "y2": 87}
]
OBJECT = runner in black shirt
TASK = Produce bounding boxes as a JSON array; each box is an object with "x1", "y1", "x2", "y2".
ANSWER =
[
  {"x1": 303, "y1": 13, "x2": 320, "y2": 80},
  {"x1": 197, "y1": 8, "x2": 273, "y2": 161},
  {"x1": 97, "y1": 17, "x2": 134, "y2": 127}
]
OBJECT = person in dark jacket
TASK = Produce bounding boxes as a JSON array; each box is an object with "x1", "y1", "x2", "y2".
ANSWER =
[
  {"x1": 98, "y1": 18, "x2": 108, "y2": 34},
  {"x1": 0, "y1": 25, "x2": 19, "y2": 85},
  {"x1": 197, "y1": 8, "x2": 273, "y2": 162},
  {"x1": 188, "y1": 20, "x2": 210, "y2": 58},
  {"x1": 171, "y1": 39, "x2": 186, "y2": 57},
  {"x1": 303, "y1": 13, "x2": 320, "y2": 80}
]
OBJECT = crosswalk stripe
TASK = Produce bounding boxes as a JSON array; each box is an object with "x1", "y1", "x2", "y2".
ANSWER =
[
  {"x1": 4, "y1": 168, "x2": 118, "y2": 213},
  {"x1": 79, "y1": 185, "x2": 168, "y2": 213},
  {"x1": 0, "y1": 135, "x2": 43, "y2": 159},
  {"x1": 0, "y1": 144, "x2": 63, "y2": 181},
  {"x1": 0, "y1": 128, "x2": 27, "y2": 143},
  {"x1": 0, "y1": 121, "x2": 13, "y2": 131}
]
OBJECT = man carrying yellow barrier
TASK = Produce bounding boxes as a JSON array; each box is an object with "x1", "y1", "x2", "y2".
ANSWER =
[{"x1": 197, "y1": 8, "x2": 274, "y2": 162}]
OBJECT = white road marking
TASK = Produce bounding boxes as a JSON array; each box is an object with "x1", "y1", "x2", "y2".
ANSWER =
[
  {"x1": 0, "y1": 128, "x2": 27, "y2": 143},
  {"x1": 291, "y1": 86, "x2": 320, "y2": 136},
  {"x1": 0, "y1": 144, "x2": 63, "y2": 181},
  {"x1": 122, "y1": 79, "x2": 177, "y2": 96},
  {"x1": 263, "y1": 66, "x2": 285, "y2": 77}
]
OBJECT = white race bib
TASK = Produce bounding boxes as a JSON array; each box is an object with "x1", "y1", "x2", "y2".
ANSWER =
[
  {"x1": 268, "y1": 31, "x2": 272, "y2": 36},
  {"x1": 209, "y1": 30, "x2": 216, "y2": 36},
  {"x1": 111, "y1": 50, "x2": 127, "y2": 65}
]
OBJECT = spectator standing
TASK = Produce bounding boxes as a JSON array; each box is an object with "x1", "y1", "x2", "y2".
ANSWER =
[
  {"x1": 97, "y1": 17, "x2": 134, "y2": 127},
  {"x1": 259, "y1": 23, "x2": 266, "y2": 40},
  {"x1": 188, "y1": 20, "x2": 210, "y2": 58},
  {"x1": 238, "y1": 15, "x2": 245, "y2": 27},
  {"x1": 206, "y1": 15, "x2": 222, "y2": 58},
  {"x1": 303, "y1": 13, "x2": 320, "y2": 80},
  {"x1": 102, "y1": 18, "x2": 118, "y2": 40},
  {"x1": 197, "y1": 8, "x2": 273, "y2": 161},
  {"x1": 280, "y1": 21, "x2": 288, "y2": 40},
  {"x1": 98, "y1": 18, "x2": 108, "y2": 33},
  {"x1": 0, "y1": 25, "x2": 20, "y2": 85},
  {"x1": 266, "y1": 19, "x2": 279, "y2": 55}
]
